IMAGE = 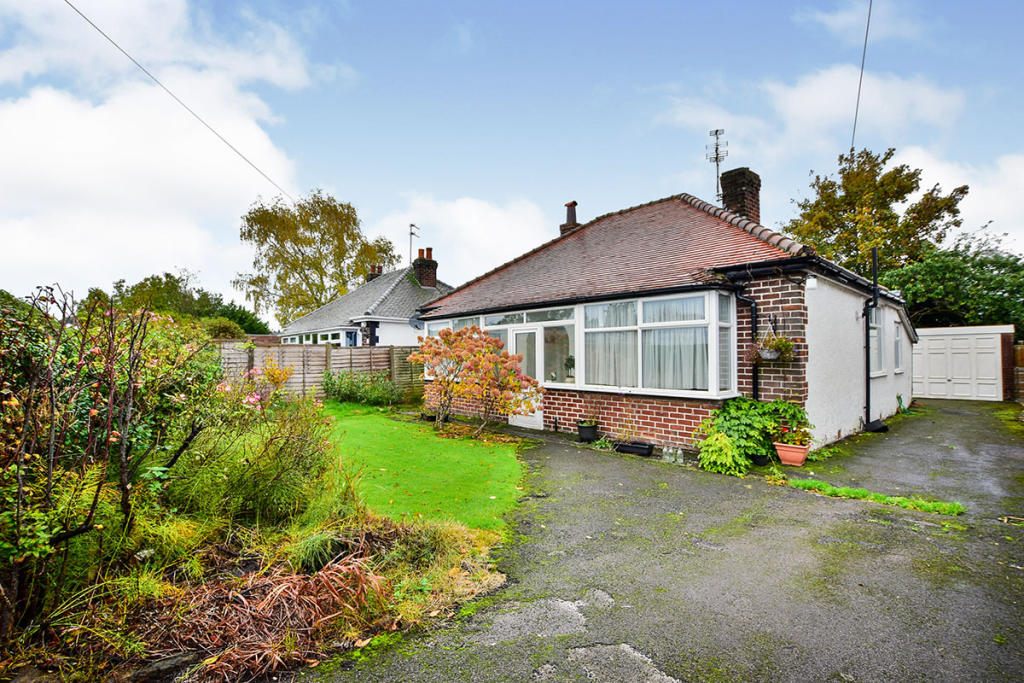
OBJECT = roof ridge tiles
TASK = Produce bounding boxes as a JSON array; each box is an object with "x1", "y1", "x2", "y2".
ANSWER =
[
  {"x1": 364, "y1": 266, "x2": 412, "y2": 315},
  {"x1": 677, "y1": 193, "x2": 809, "y2": 256}
]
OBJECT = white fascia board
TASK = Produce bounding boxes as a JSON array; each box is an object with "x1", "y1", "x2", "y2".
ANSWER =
[
  {"x1": 350, "y1": 316, "x2": 412, "y2": 324},
  {"x1": 915, "y1": 324, "x2": 1015, "y2": 336}
]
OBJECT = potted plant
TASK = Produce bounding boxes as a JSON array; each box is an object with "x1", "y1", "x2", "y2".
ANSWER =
[
  {"x1": 773, "y1": 424, "x2": 812, "y2": 466},
  {"x1": 754, "y1": 330, "x2": 795, "y2": 363},
  {"x1": 577, "y1": 393, "x2": 599, "y2": 442},
  {"x1": 564, "y1": 354, "x2": 575, "y2": 383}
]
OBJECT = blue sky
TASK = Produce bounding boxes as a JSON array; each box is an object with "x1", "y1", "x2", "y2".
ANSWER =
[{"x1": 1, "y1": 1, "x2": 1021, "y2": 326}]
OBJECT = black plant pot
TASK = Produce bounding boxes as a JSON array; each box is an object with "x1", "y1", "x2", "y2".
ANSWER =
[
  {"x1": 577, "y1": 422, "x2": 598, "y2": 443},
  {"x1": 751, "y1": 452, "x2": 770, "y2": 467},
  {"x1": 613, "y1": 441, "x2": 655, "y2": 456},
  {"x1": 420, "y1": 412, "x2": 450, "y2": 423}
]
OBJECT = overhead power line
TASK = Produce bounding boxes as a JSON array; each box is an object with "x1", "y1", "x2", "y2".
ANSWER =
[
  {"x1": 850, "y1": 0, "x2": 873, "y2": 152},
  {"x1": 62, "y1": 0, "x2": 295, "y2": 202}
]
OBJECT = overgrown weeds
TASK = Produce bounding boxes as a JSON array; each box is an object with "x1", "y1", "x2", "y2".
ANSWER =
[{"x1": 788, "y1": 478, "x2": 966, "y2": 516}]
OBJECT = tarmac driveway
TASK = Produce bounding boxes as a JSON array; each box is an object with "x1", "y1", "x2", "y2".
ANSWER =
[{"x1": 318, "y1": 400, "x2": 1024, "y2": 682}]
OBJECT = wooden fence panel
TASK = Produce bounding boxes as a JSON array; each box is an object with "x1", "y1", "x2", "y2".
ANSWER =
[{"x1": 215, "y1": 342, "x2": 423, "y2": 397}]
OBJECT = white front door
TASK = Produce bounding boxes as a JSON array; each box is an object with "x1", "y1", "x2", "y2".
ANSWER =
[{"x1": 508, "y1": 328, "x2": 544, "y2": 429}]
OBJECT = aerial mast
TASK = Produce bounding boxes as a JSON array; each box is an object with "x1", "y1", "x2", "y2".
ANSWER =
[{"x1": 706, "y1": 128, "x2": 728, "y2": 202}]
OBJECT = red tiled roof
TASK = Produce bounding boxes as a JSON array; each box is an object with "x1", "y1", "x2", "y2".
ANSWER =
[{"x1": 421, "y1": 193, "x2": 809, "y2": 318}]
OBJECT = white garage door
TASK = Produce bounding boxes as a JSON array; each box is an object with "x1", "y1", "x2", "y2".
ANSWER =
[{"x1": 912, "y1": 325, "x2": 1011, "y2": 401}]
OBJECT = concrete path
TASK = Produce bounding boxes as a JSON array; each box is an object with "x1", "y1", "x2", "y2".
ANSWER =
[{"x1": 317, "y1": 401, "x2": 1024, "y2": 682}]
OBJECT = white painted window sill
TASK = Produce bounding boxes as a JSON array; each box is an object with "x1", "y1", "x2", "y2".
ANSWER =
[{"x1": 869, "y1": 371, "x2": 887, "y2": 379}]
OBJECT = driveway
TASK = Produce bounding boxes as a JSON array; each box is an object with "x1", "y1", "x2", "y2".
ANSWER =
[{"x1": 317, "y1": 400, "x2": 1024, "y2": 682}]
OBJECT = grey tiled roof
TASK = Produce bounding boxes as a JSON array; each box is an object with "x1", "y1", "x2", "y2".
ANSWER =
[{"x1": 282, "y1": 268, "x2": 453, "y2": 334}]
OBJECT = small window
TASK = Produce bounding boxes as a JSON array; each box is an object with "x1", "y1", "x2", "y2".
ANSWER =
[
  {"x1": 453, "y1": 316, "x2": 479, "y2": 330},
  {"x1": 893, "y1": 323, "x2": 903, "y2": 372},
  {"x1": 484, "y1": 312, "x2": 524, "y2": 326},
  {"x1": 346, "y1": 331, "x2": 359, "y2": 347},
  {"x1": 526, "y1": 308, "x2": 573, "y2": 323},
  {"x1": 584, "y1": 301, "x2": 636, "y2": 328},
  {"x1": 643, "y1": 296, "x2": 705, "y2": 323},
  {"x1": 330, "y1": 332, "x2": 340, "y2": 340},
  {"x1": 426, "y1": 321, "x2": 449, "y2": 337},
  {"x1": 868, "y1": 309, "x2": 883, "y2": 373}
]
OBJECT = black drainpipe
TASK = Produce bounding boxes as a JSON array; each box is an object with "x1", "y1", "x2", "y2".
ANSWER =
[
  {"x1": 863, "y1": 248, "x2": 888, "y2": 432},
  {"x1": 735, "y1": 291, "x2": 759, "y2": 400}
]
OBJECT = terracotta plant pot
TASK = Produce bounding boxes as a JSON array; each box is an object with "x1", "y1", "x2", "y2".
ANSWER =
[{"x1": 774, "y1": 442, "x2": 810, "y2": 466}]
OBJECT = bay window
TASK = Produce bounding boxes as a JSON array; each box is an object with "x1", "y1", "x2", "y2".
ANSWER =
[{"x1": 430, "y1": 289, "x2": 738, "y2": 398}]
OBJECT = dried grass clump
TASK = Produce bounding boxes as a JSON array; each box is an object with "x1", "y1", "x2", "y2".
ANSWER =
[{"x1": 141, "y1": 556, "x2": 390, "y2": 681}]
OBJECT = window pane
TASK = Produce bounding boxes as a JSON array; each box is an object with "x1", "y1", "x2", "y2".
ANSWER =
[
  {"x1": 893, "y1": 324, "x2": 902, "y2": 369},
  {"x1": 543, "y1": 325, "x2": 575, "y2": 383},
  {"x1": 484, "y1": 312, "x2": 524, "y2": 326},
  {"x1": 643, "y1": 296, "x2": 705, "y2": 323},
  {"x1": 585, "y1": 330, "x2": 637, "y2": 387},
  {"x1": 642, "y1": 327, "x2": 708, "y2": 390},
  {"x1": 515, "y1": 331, "x2": 537, "y2": 379},
  {"x1": 487, "y1": 328, "x2": 508, "y2": 348},
  {"x1": 718, "y1": 325, "x2": 732, "y2": 391},
  {"x1": 426, "y1": 322, "x2": 448, "y2": 337},
  {"x1": 869, "y1": 328, "x2": 882, "y2": 372},
  {"x1": 718, "y1": 293, "x2": 734, "y2": 323},
  {"x1": 526, "y1": 308, "x2": 574, "y2": 323},
  {"x1": 453, "y1": 316, "x2": 479, "y2": 330},
  {"x1": 584, "y1": 301, "x2": 636, "y2": 328},
  {"x1": 346, "y1": 331, "x2": 359, "y2": 346}
]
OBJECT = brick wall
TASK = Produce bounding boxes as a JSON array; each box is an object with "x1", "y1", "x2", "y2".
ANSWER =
[
  {"x1": 736, "y1": 275, "x2": 808, "y2": 403},
  {"x1": 427, "y1": 272, "x2": 809, "y2": 448}
]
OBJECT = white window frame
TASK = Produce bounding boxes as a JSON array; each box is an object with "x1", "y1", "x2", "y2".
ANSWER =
[
  {"x1": 432, "y1": 290, "x2": 738, "y2": 400},
  {"x1": 868, "y1": 308, "x2": 884, "y2": 376},
  {"x1": 893, "y1": 321, "x2": 903, "y2": 373}
]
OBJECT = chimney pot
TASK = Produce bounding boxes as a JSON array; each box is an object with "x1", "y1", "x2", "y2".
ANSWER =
[
  {"x1": 417, "y1": 248, "x2": 425, "y2": 259},
  {"x1": 720, "y1": 167, "x2": 761, "y2": 224},
  {"x1": 560, "y1": 200, "x2": 579, "y2": 235},
  {"x1": 413, "y1": 246, "x2": 438, "y2": 287}
]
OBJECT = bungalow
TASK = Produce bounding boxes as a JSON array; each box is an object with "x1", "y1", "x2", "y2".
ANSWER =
[
  {"x1": 418, "y1": 169, "x2": 917, "y2": 446},
  {"x1": 282, "y1": 249, "x2": 453, "y2": 347}
]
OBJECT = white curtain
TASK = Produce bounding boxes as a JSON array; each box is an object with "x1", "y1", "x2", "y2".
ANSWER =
[
  {"x1": 585, "y1": 330, "x2": 637, "y2": 387},
  {"x1": 643, "y1": 297, "x2": 704, "y2": 323},
  {"x1": 642, "y1": 327, "x2": 708, "y2": 390},
  {"x1": 585, "y1": 301, "x2": 636, "y2": 328}
]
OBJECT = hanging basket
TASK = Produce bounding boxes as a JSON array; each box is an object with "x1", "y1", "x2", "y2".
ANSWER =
[{"x1": 758, "y1": 348, "x2": 782, "y2": 361}]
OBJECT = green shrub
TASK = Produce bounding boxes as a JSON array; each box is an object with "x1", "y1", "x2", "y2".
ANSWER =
[
  {"x1": 695, "y1": 398, "x2": 812, "y2": 476},
  {"x1": 167, "y1": 397, "x2": 334, "y2": 523},
  {"x1": 696, "y1": 431, "x2": 749, "y2": 476},
  {"x1": 322, "y1": 370, "x2": 401, "y2": 406},
  {"x1": 201, "y1": 315, "x2": 246, "y2": 339}
]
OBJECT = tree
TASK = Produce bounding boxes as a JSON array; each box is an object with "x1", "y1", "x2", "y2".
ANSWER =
[
  {"x1": 881, "y1": 232, "x2": 1024, "y2": 340},
  {"x1": 407, "y1": 326, "x2": 542, "y2": 432},
  {"x1": 102, "y1": 270, "x2": 271, "y2": 334},
  {"x1": 786, "y1": 148, "x2": 969, "y2": 276},
  {"x1": 233, "y1": 190, "x2": 399, "y2": 325}
]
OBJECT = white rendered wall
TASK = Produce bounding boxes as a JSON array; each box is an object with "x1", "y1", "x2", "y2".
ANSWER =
[
  {"x1": 805, "y1": 276, "x2": 913, "y2": 445},
  {"x1": 375, "y1": 320, "x2": 423, "y2": 347}
]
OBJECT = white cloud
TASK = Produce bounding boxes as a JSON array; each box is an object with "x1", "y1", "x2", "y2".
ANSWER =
[
  {"x1": 794, "y1": 0, "x2": 924, "y2": 45},
  {"x1": 0, "y1": 1, "x2": 322, "y2": 308},
  {"x1": 367, "y1": 194, "x2": 552, "y2": 289},
  {"x1": 894, "y1": 147, "x2": 1024, "y2": 253}
]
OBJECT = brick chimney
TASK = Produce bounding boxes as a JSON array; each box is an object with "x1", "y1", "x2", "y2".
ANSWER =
[
  {"x1": 413, "y1": 247, "x2": 438, "y2": 287},
  {"x1": 559, "y1": 200, "x2": 579, "y2": 235},
  {"x1": 365, "y1": 264, "x2": 383, "y2": 283},
  {"x1": 720, "y1": 167, "x2": 761, "y2": 224}
]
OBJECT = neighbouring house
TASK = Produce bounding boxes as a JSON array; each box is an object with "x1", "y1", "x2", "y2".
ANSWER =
[
  {"x1": 282, "y1": 248, "x2": 453, "y2": 347},
  {"x1": 417, "y1": 168, "x2": 917, "y2": 446}
]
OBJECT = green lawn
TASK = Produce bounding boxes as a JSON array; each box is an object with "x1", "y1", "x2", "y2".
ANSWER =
[{"x1": 323, "y1": 401, "x2": 522, "y2": 530}]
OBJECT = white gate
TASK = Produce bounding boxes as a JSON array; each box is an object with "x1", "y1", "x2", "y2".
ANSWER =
[{"x1": 912, "y1": 325, "x2": 1011, "y2": 401}]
